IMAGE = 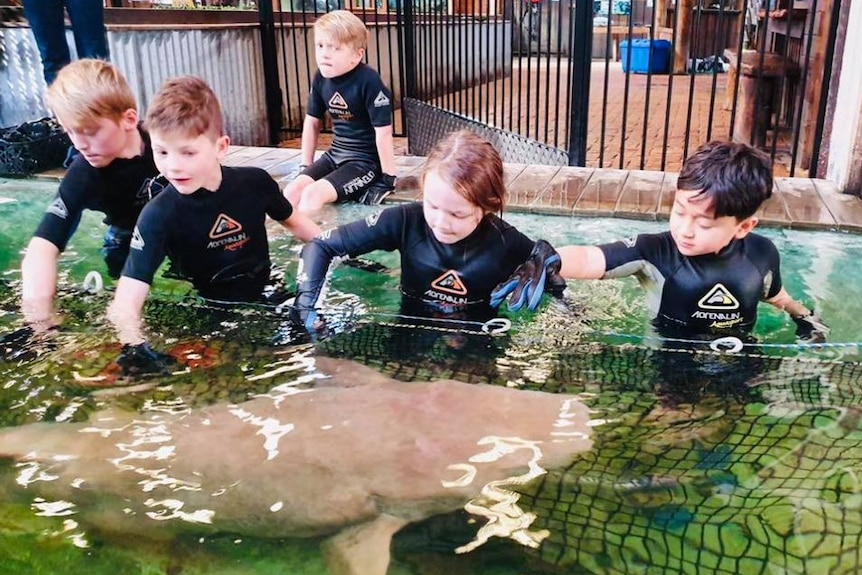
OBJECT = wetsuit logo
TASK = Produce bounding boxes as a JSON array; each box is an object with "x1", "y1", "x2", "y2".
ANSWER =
[
  {"x1": 207, "y1": 214, "x2": 249, "y2": 251},
  {"x1": 365, "y1": 212, "x2": 381, "y2": 227},
  {"x1": 130, "y1": 226, "x2": 145, "y2": 251},
  {"x1": 210, "y1": 214, "x2": 243, "y2": 239},
  {"x1": 328, "y1": 92, "x2": 353, "y2": 121},
  {"x1": 47, "y1": 197, "x2": 68, "y2": 219},
  {"x1": 136, "y1": 176, "x2": 168, "y2": 204},
  {"x1": 344, "y1": 170, "x2": 376, "y2": 197},
  {"x1": 693, "y1": 283, "x2": 743, "y2": 329},
  {"x1": 373, "y1": 91, "x2": 390, "y2": 107},
  {"x1": 328, "y1": 92, "x2": 348, "y2": 110},
  {"x1": 430, "y1": 270, "x2": 468, "y2": 296},
  {"x1": 698, "y1": 283, "x2": 740, "y2": 310}
]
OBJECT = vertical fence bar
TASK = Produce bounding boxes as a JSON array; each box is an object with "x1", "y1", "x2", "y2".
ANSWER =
[
  {"x1": 566, "y1": 0, "x2": 591, "y2": 166},
  {"x1": 402, "y1": 0, "x2": 416, "y2": 101},
  {"x1": 598, "y1": 5, "x2": 611, "y2": 166},
  {"x1": 507, "y1": 0, "x2": 515, "y2": 132},
  {"x1": 258, "y1": 0, "x2": 282, "y2": 145}
]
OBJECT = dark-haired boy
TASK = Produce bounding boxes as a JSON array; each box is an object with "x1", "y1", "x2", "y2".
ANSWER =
[{"x1": 493, "y1": 140, "x2": 828, "y2": 343}]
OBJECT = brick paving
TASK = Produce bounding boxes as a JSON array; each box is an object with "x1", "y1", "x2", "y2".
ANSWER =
[{"x1": 422, "y1": 60, "x2": 739, "y2": 173}]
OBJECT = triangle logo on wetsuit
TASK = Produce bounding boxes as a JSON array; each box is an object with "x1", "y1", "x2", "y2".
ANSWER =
[
  {"x1": 430, "y1": 270, "x2": 468, "y2": 296},
  {"x1": 130, "y1": 226, "x2": 145, "y2": 251},
  {"x1": 328, "y1": 92, "x2": 349, "y2": 110},
  {"x1": 210, "y1": 214, "x2": 243, "y2": 239},
  {"x1": 373, "y1": 91, "x2": 390, "y2": 107},
  {"x1": 698, "y1": 283, "x2": 740, "y2": 310},
  {"x1": 47, "y1": 197, "x2": 68, "y2": 219}
]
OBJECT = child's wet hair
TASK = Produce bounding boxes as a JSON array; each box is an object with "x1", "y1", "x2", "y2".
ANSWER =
[
  {"x1": 46, "y1": 59, "x2": 137, "y2": 129},
  {"x1": 677, "y1": 140, "x2": 773, "y2": 220},
  {"x1": 144, "y1": 76, "x2": 225, "y2": 140},
  {"x1": 314, "y1": 10, "x2": 368, "y2": 51},
  {"x1": 421, "y1": 130, "x2": 505, "y2": 215}
]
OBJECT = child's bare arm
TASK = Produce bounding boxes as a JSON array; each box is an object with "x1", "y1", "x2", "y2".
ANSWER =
[
  {"x1": 20, "y1": 237, "x2": 61, "y2": 328},
  {"x1": 765, "y1": 287, "x2": 811, "y2": 318},
  {"x1": 301, "y1": 116, "x2": 322, "y2": 166},
  {"x1": 766, "y1": 287, "x2": 829, "y2": 342},
  {"x1": 558, "y1": 245, "x2": 607, "y2": 280},
  {"x1": 107, "y1": 276, "x2": 151, "y2": 346},
  {"x1": 374, "y1": 124, "x2": 396, "y2": 176},
  {"x1": 280, "y1": 211, "x2": 322, "y2": 242}
]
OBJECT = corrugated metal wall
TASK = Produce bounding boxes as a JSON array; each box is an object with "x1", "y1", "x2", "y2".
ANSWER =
[
  {"x1": 0, "y1": 25, "x2": 269, "y2": 146},
  {"x1": 0, "y1": 27, "x2": 49, "y2": 128}
]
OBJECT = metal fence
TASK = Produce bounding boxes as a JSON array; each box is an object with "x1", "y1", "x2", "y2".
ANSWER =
[
  {"x1": 261, "y1": 0, "x2": 838, "y2": 176},
  {"x1": 1, "y1": 2, "x2": 837, "y2": 176}
]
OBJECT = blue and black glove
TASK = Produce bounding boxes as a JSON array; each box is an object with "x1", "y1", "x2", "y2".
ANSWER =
[
  {"x1": 359, "y1": 173, "x2": 396, "y2": 206},
  {"x1": 116, "y1": 342, "x2": 175, "y2": 377},
  {"x1": 290, "y1": 253, "x2": 326, "y2": 334},
  {"x1": 290, "y1": 288, "x2": 322, "y2": 334},
  {"x1": 490, "y1": 240, "x2": 566, "y2": 312},
  {"x1": 792, "y1": 312, "x2": 830, "y2": 344}
]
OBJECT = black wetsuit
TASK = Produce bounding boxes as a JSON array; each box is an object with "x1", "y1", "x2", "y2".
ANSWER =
[
  {"x1": 122, "y1": 166, "x2": 293, "y2": 302},
  {"x1": 298, "y1": 202, "x2": 536, "y2": 321},
  {"x1": 307, "y1": 63, "x2": 393, "y2": 165},
  {"x1": 303, "y1": 63, "x2": 393, "y2": 201},
  {"x1": 599, "y1": 231, "x2": 783, "y2": 336},
  {"x1": 32, "y1": 127, "x2": 159, "y2": 278}
]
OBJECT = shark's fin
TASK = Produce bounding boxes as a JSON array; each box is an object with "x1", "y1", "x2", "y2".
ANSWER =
[{"x1": 323, "y1": 514, "x2": 407, "y2": 575}]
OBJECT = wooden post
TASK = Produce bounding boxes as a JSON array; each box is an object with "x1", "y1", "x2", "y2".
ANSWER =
[
  {"x1": 673, "y1": 0, "x2": 693, "y2": 74},
  {"x1": 654, "y1": 0, "x2": 667, "y2": 27}
]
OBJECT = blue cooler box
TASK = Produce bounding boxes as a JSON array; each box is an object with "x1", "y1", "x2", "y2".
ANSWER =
[{"x1": 619, "y1": 39, "x2": 672, "y2": 74}]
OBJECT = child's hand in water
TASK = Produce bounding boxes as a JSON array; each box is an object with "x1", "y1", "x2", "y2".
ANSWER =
[
  {"x1": 490, "y1": 240, "x2": 566, "y2": 312},
  {"x1": 792, "y1": 313, "x2": 830, "y2": 344},
  {"x1": 116, "y1": 342, "x2": 175, "y2": 377},
  {"x1": 290, "y1": 287, "x2": 328, "y2": 335}
]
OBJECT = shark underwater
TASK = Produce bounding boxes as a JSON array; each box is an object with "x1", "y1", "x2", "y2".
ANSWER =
[{"x1": 0, "y1": 355, "x2": 593, "y2": 575}]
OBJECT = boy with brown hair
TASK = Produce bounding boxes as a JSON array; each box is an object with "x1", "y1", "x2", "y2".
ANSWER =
[
  {"x1": 284, "y1": 9, "x2": 397, "y2": 213},
  {"x1": 19, "y1": 58, "x2": 160, "y2": 333},
  {"x1": 107, "y1": 75, "x2": 320, "y2": 373}
]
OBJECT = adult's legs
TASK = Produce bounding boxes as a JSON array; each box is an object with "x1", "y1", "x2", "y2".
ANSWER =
[
  {"x1": 65, "y1": 0, "x2": 109, "y2": 61},
  {"x1": 21, "y1": 0, "x2": 71, "y2": 85}
]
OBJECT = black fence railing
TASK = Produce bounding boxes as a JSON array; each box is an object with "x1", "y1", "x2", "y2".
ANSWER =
[{"x1": 259, "y1": 0, "x2": 836, "y2": 176}]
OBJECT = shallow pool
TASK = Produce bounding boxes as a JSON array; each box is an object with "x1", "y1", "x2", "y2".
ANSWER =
[{"x1": 1, "y1": 179, "x2": 862, "y2": 575}]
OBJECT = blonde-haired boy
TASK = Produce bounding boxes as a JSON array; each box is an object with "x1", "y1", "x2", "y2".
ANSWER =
[
  {"x1": 20, "y1": 58, "x2": 160, "y2": 334},
  {"x1": 107, "y1": 76, "x2": 321, "y2": 373},
  {"x1": 284, "y1": 9, "x2": 397, "y2": 213}
]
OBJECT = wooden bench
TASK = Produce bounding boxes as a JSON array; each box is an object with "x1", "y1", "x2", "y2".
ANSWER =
[{"x1": 594, "y1": 26, "x2": 651, "y2": 61}]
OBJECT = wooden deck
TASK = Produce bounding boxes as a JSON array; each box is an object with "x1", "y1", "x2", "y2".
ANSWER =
[{"x1": 220, "y1": 146, "x2": 862, "y2": 233}]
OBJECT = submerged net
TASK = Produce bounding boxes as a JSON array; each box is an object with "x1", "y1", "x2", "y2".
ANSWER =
[
  {"x1": 320, "y1": 319, "x2": 862, "y2": 575},
  {"x1": 3, "y1": 284, "x2": 862, "y2": 574}
]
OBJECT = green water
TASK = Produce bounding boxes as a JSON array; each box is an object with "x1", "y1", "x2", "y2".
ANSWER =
[{"x1": 2, "y1": 179, "x2": 862, "y2": 575}]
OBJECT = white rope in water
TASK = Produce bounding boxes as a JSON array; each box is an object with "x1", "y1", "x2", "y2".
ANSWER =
[
  {"x1": 53, "y1": 281, "x2": 861, "y2": 354},
  {"x1": 81, "y1": 271, "x2": 103, "y2": 294},
  {"x1": 597, "y1": 330, "x2": 862, "y2": 352}
]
